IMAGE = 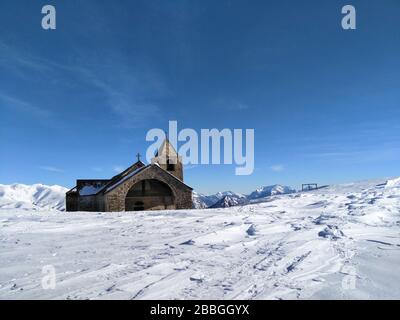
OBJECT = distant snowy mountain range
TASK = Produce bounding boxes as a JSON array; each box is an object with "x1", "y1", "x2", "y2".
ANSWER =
[
  {"x1": 3, "y1": 178, "x2": 399, "y2": 211},
  {"x1": 0, "y1": 183, "x2": 296, "y2": 211},
  {"x1": 193, "y1": 184, "x2": 296, "y2": 209},
  {"x1": 0, "y1": 184, "x2": 68, "y2": 211}
]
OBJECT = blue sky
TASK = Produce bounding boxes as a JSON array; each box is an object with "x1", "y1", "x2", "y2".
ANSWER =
[{"x1": 0, "y1": 0, "x2": 399, "y2": 194}]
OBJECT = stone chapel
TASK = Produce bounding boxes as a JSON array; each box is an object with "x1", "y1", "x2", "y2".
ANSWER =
[{"x1": 66, "y1": 139, "x2": 193, "y2": 212}]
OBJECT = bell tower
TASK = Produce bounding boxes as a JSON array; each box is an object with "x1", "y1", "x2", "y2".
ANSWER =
[{"x1": 151, "y1": 138, "x2": 184, "y2": 181}]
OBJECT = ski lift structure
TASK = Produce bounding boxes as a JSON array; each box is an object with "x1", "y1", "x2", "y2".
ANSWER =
[{"x1": 302, "y1": 183, "x2": 318, "y2": 191}]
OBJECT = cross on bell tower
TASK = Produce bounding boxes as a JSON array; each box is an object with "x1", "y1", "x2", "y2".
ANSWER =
[{"x1": 136, "y1": 153, "x2": 141, "y2": 162}]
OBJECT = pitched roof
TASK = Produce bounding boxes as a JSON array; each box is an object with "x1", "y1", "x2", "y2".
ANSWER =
[
  {"x1": 104, "y1": 163, "x2": 193, "y2": 194},
  {"x1": 67, "y1": 139, "x2": 192, "y2": 196},
  {"x1": 66, "y1": 186, "x2": 77, "y2": 194},
  {"x1": 99, "y1": 160, "x2": 146, "y2": 194},
  {"x1": 110, "y1": 160, "x2": 145, "y2": 181},
  {"x1": 151, "y1": 163, "x2": 193, "y2": 190},
  {"x1": 67, "y1": 161, "x2": 146, "y2": 196},
  {"x1": 104, "y1": 165, "x2": 148, "y2": 193}
]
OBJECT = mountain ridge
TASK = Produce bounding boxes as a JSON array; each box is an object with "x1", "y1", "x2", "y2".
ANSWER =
[
  {"x1": 0, "y1": 183, "x2": 68, "y2": 211},
  {"x1": 193, "y1": 184, "x2": 296, "y2": 209},
  {"x1": 0, "y1": 183, "x2": 296, "y2": 211}
]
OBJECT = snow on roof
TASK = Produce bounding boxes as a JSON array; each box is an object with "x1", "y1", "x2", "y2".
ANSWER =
[
  {"x1": 105, "y1": 165, "x2": 148, "y2": 193},
  {"x1": 103, "y1": 163, "x2": 193, "y2": 194},
  {"x1": 79, "y1": 185, "x2": 106, "y2": 196},
  {"x1": 67, "y1": 187, "x2": 77, "y2": 194}
]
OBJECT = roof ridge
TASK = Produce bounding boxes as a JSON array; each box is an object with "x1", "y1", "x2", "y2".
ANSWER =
[
  {"x1": 150, "y1": 164, "x2": 193, "y2": 190},
  {"x1": 103, "y1": 164, "x2": 150, "y2": 193},
  {"x1": 103, "y1": 163, "x2": 192, "y2": 194}
]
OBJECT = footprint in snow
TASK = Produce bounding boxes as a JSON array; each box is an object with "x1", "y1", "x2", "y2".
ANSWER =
[
  {"x1": 180, "y1": 239, "x2": 195, "y2": 245},
  {"x1": 190, "y1": 274, "x2": 205, "y2": 283},
  {"x1": 318, "y1": 225, "x2": 345, "y2": 240},
  {"x1": 246, "y1": 225, "x2": 256, "y2": 236},
  {"x1": 313, "y1": 214, "x2": 336, "y2": 225},
  {"x1": 291, "y1": 224, "x2": 302, "y2": 231}
]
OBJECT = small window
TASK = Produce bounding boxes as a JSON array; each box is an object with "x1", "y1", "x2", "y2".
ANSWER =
[{"x1": 167, "y1": 159, "x2": 175, "y2": 171}]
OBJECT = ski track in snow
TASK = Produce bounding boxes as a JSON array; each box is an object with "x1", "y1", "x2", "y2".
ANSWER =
[{"x1": 0, "y1": 178, "x2": 399, "y2": 300}]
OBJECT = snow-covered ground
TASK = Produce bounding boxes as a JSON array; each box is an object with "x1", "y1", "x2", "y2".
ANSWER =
[{"x1": 0, "y1": 178, "x2": 399, "y2": 300}]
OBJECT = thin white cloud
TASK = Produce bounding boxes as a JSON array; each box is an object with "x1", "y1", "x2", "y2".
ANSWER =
[
  {"x1": 39, "y1": 166, "x2": 64, "y2": 173},
  {"x1": 109, "y1": 98, "x2": 161, "y2": 128},
  {"x1": 0, "y1": 92, "x2": 52, "y2": 118},
  {"x1": 48, "y1": 57, "x2": 166, "y2": 128},
  {"x1": 214, "y1": 97, "x2": 249, "y2": 111},
  {"x1": 270, "y1": 164, "x2": 284, "y2": 172},
  {"x1": 0, "y1": 40, "x2": 52, "y2": 76},
  {"x1": 308, "y1": 146, "x2": 400, "y2": 162},
  {"x1": 113, "y1": 166, "x2": 124, "y2": 173},
  {"x1": 0, "y1": 40, "x2": 166, "y2": 129}
]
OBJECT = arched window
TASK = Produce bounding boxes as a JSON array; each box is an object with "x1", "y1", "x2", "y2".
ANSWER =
[{"x1": 125, "y1": 179, "x2": 174, "y2": 211}]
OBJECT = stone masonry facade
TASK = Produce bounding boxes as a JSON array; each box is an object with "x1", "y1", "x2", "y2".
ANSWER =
[{"x1": 105, "y1": 165, "x2": 192, "y2": 211}]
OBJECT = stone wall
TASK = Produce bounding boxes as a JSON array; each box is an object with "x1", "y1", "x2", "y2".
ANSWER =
[
  {"x1": 78, "y1": 195, "x2": 97, "y2": 211},
  {"x1": 125, "y1": 195, "x2": 175, "y2": 211},
  {"x1": 66, "y1": 193, "x2": 105, "y2": 212},
  {"x1": 66, "y1": 193, "x2": 78, "y2": 211},
  {"x1": 152, "y1": 155, "x2": 183, "y2": 181},
  {"x1": 105, "y1": 165, "x2": 192, "y2": 212}
]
